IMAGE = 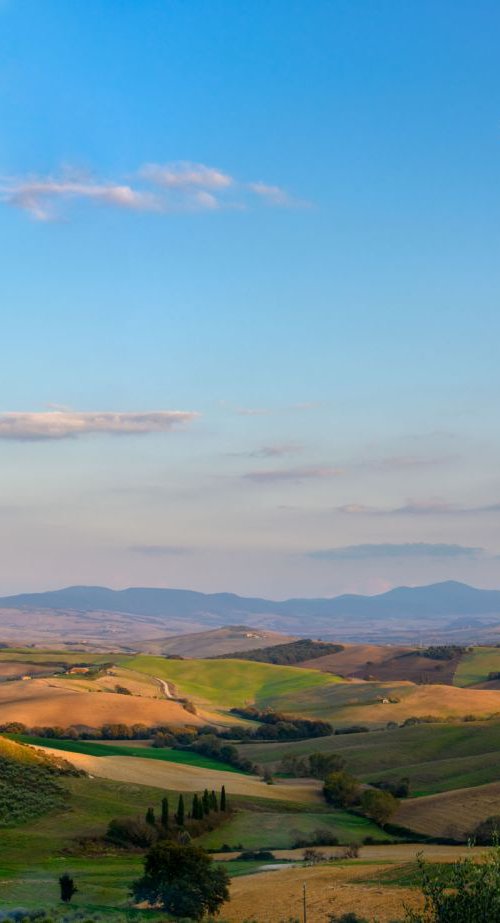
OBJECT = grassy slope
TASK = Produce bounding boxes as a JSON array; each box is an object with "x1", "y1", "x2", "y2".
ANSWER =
[
  {"x1": 454, "y1": 647, "x2": 500, "y2": 687},
  {"x1": 16, "y1": 735, "x2": 243, "y2": 772},
  {"x1": 241, "y1": 720, "x2": 500, "y2": 795},
  {"x1": 0, "y1": 769, "x2": 354, "y2": 911},
  {"x1": 0, "y1": 774, "x2": 182, "y2": 913},
  {"x1": 127, "y1": 655, "x2": 342, "y2": 713},
  {"x1": 198, "y1": 809, "x2": 393, "y2": 849},
  {"x1": 395, "y1": 780, "x2": 500, "y2": 839},
  {"x1": 0, "y1": 736, "x2": 76, "y2": 826}
]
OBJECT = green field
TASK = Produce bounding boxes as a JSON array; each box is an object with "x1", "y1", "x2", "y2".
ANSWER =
[
  {"x1": 454, "y1": 647, "x2": 500, "y2": 687},
  {"x1": 241, "y1": 719, "x2": 500, "y2": 795},
  {"x1": 15, "y1": 735, "x2": 243, "y2": 772},
  {"x1": 127, "y1": 655, "x2": 343, "y2": 714},
  {"x1": 198, "y1": 808, "x2": 393, "y2": 849}
]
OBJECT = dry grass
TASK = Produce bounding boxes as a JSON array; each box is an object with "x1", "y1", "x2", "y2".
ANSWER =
[
  {"x1": 301, "y1": 644, "x2": 408, "y2": 675},
  {"x1": 35, "y1": 746, "x2": 323, "y2": 802},
  {"x1": 228, "y1": 863, "x2": 422, "y2": 922},
  {"x1": 136, "y1": 627, "x2": 297, "y2": 658},
  {"x1": 338, "y1": 683, "x2": 500, "y2": 725},
  {"x1": 0, "y1": 677, "x2": 206, "y2": 727},
  {"x1": 396, "y1": 780, "x2": 500, "y2": 839}
]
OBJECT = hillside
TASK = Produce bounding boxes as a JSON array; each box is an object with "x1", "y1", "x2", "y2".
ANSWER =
[
  {"x1": 395, "y1": 781, "x2": 500, "y2": 840},
  {"x1": 135, "y1": 625, "x2": 298, "y2": 657},
  {"x1": 0, "y1": 735, "x2": 79, "y2": 826}
]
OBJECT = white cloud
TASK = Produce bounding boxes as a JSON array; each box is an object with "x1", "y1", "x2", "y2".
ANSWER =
[
  {"x1": 0, "y1": 410, "x2": 199, "y2": 440},
  {"x1": 1, "y1": 162, "x2": 300, "y2": 221},
  {"x1": 4, "y1": 176, "x2": 160, "y2": 221},
  {"x1": 140, "y1": 161, "x2": 233, "y2": 189},
  {"x1": 248, "y1": 181, "x2": 294, "y2": 206}
]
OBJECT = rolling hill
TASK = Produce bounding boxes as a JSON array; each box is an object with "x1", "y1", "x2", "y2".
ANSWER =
[{"x1": 0, "y1": 581, "x2": 499, "y2": 645}]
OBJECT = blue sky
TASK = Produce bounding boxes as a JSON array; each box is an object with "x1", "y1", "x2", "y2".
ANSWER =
[{"x1": 0, "y1": 0, "x2": 499, "y2": 596}]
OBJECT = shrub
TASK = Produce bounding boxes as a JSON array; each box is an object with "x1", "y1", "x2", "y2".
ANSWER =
[
  {"x1": 323, "y1": 771, "x2": 360, "y2": 807},
  {"x1": 106, "y1": 817, "x2": 158, "y2": 848},
  {"x1": 404, "y1": 849, "x2": 500, "y2": 921},
  {"x1": 360, "y1": 789, "x2": 398, "y2": 826},
  {"x1": 470, "y1": 816, "x2": 500, "y2": 845}
]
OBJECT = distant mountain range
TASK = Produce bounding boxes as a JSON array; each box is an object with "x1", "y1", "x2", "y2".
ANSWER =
[{"x1": 0, "y1": 581, "x2": 500, "y2": 646}]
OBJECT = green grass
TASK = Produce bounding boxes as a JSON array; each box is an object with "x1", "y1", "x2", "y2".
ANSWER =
[
  {"x1": 126, "y1": 655, "x2": 342, "y2": 715},
  {"x1": 198, "y1": 809, "x2": 393, "y2": 850},
  {"x1": 360, "y1": 861, "x2": 454, "y2": 888},
  {"x1": 454, "y1": 647, "x2": 500, "y2": 687},
  {"x1": 240, "y1": 719, "x2": 500, "y2": 795},
  {"x1": 15, "y1": 735, "x2": 243, "y2": 772}
]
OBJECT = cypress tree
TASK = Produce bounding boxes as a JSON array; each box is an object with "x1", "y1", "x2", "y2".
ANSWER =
[
  {"x1": 175, "y1": 793, "x2": 185, "y2": 826},
  {"x1": 210, "y1": 790, "x2": 218, "y2": 812},
  {"x1": 202, "y1": 788, "x2": 210, "y2": 815},
  {"x1": 220, "y1": 784, "x2": 227, "y2": 812},
  {"x1": 161, "y1": 795, "x2": 169, "y2": 829},
  {"x1": 145, "y1": 806, "x2": 156, "y2": 826},
  {"x1": 192, "y1": 793, "x2": 200, "y2": 820}
]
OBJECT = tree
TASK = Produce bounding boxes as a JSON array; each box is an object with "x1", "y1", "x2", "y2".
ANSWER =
[
  {"x1": 132, "y1": 842, "x2": 230, "y2": 920},
  {"x1": 175, "y1": 793, "x2": 185, "y2": 826},
  {"x1": 202, "y1": 788, "x2": 210, "y2": 816},
  {"x1": 361, "y1": 789, "x2": 398, "y2": 826},
  {"x1": 323, "y1": 771, "x2": 360, "y2": 808},
  {"x1": 145, "y1": 807, "x2": 156, "y2": 826},
  {"x1": 471, "y1": 815, "x2": 500, "y2": 845},
  {"x1": 308, "y1": 752, "x2": 345, "y2": 780},
  {"x1": 220, "y1": 784, "x2": 227, "y2": 812},
  {"x1": 192, "y1": 793, "x2": 201, "y2": 820},
  {"x1": 404, "y1": 850, "x2": 500, "y2": 922},
  {"x1": 161, "y1": 796, "x2": 169, "y2": 830},
  {"x1": 210, "y1": 789, "x2": 218, "y2": 812},
  {"x1": 59, "y1": 873, "x2": 77, "y2": 903}
]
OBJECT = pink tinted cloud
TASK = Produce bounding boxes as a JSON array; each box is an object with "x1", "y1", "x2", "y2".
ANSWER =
[{"x1": 0, "y1": 410, "x2": 199, "y2": 440}]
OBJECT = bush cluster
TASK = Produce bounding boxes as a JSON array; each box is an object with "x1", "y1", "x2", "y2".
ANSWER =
[
  {"x1": 229, "y1": 707, "x2": 332, "y2": 740},
  {"x1": 214, "y1": 638, "x2": 344, "y2": 665}
]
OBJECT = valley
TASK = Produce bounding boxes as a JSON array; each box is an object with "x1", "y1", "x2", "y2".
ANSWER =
[{"x1": 2, "y1": 620, "x2": 500, "y2": 920}]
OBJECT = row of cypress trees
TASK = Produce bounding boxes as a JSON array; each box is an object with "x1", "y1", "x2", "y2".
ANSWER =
[{"x1": 145, "y1": 785, "x2": 227, "y2": 829}]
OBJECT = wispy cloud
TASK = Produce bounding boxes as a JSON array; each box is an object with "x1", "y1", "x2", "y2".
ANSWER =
[
  {"x1": 234, "y1": 443, "x2": 303, "y2": 459},
  {"x1": 307, "y1": 543, "x2": 486, "y2": 561},
  {"x1": 2, "y1": 161, "x2": 298, "y2": 221},
  {"x1": 248, "y1": 181, "x2": 295, "y2": 206},
  {"x1": 0, "y1": 410, "x2": 199, "y2": 441},
  {"x1": 244, "y1": 465, "x2": 342, "y2": 484},
  {"x1": 334, "y1": 499, "x2": 500, "y2": 516},
  {"x1": 3, "y1": 175, "x2": 160, "y2": 222},
  {"x1": 140, "y1": 162, "x2": 233, "y2": 190},
  {"x1": 355, "y1": 455, "x2": 454, "y2": 471},
  {"x1": 235, "y1": 407, "x2": 272, "y2": 417},
  {"x1": 128, "y1": 545, "x2": 193, "y2": 556}
]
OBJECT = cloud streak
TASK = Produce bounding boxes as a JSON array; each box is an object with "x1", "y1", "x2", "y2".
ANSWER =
[
  {"x1": 335, "y1": 499, "x2": 500, "y2": 516},
  {"x1": 128, "y1": 545, "x2": 193, "y2": 556},
  {"x1": 2, "y1": 161, "x2": 297, "y2": 221},
  {"x1": 233, "y1": 443, "x2": 303, "y2": 459},
  {"x1": 307, "y1": 543, "x2": 486, "y2": 560},
  {"x1": 0, "y1": 411, "x2": 199, "y2": 440},
  {"x1": 244, "y1": 465, "x2": 342, "y2": 483}
]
